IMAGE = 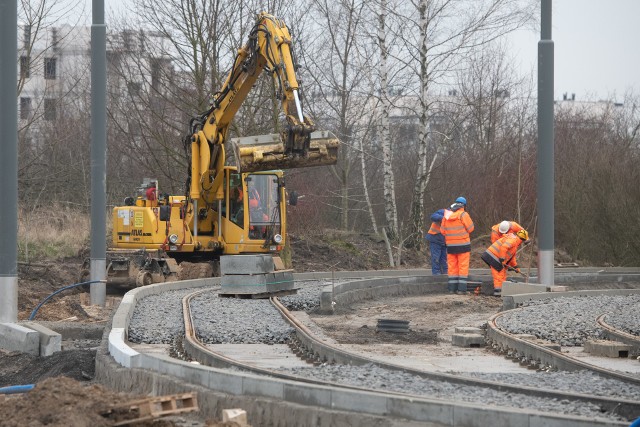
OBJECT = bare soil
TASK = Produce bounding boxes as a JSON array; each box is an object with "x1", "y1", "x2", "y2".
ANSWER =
[{"x1": 309, "y1": 293, "x2": 503, "y2": 350}]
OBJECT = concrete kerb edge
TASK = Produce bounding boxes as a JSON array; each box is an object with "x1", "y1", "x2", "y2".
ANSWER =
[
  {"x1": 319, "y1": 275, "x2": 454, "y2": 313},
  {"x1": 0, "y1": 322, "x2": 40, "y2": 355}
]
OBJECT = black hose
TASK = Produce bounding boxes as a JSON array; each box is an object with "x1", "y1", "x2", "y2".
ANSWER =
[{"x1": 29, "y1": 280, "x2": 106, "y2": 321}]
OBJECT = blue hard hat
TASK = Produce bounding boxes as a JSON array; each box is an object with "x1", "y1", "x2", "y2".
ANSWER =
[{"x1": 455, "y1": 196, "x2": 467, "y2": 205}]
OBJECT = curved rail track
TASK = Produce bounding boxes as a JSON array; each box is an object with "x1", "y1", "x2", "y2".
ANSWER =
[
  {"x1": 598, "y1": 314, "x2": 640, "y2": 356},
  {"x1": 179, "y1": 285, "x2": 640, "y2": 425},
  {"x1": 486, "y1": 310, "x2": 640, "y2": 385}
]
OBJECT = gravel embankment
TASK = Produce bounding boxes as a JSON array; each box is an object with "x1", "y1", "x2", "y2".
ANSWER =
[{"x1": 496, "y1": 294, "x2": 640, "y2": 345}]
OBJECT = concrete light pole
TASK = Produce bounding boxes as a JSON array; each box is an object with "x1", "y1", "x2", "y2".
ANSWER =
[
  {"x1": 90, "y1": 0, "x2": 107, "y2": 306},
  {"x1": 0, "y1": 0, "x2": 18, "y2": 323},
  {"x1": 537, "y1": 0, "x2": 555, "y2": 285}
]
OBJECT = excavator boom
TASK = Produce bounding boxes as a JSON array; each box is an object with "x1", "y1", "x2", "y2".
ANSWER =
[{"x1": 188, "y1": 12, "x2": 338, "y2": 202}]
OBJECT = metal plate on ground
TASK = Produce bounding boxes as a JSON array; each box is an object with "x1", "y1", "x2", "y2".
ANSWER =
[{"x1": 377, "y1": 319, "x2": 410, "y2": 333}]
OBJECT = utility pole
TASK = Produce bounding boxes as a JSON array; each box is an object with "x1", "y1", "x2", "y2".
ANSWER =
[
  {"x1": 0, "y1": 0, "x2": 18, "y2": 323},
  {"x1": 90, "y1": 0, "x2": 107, "y2": 306},
  {"x1": 537, "y1": 0, "x2": 555, "y2": 285}
]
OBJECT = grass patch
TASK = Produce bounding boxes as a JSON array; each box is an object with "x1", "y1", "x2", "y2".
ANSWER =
[
  {"x1": 329, "y1": 239, "x2": 359, "y2": 254},
  {"x1": 18, "y1": 205, "x2": 90, "y2": 262}
]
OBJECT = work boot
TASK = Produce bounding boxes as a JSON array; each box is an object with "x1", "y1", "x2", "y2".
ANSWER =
[{"x1": 493, "y1": 288, "x2": 502, "y2": 297}]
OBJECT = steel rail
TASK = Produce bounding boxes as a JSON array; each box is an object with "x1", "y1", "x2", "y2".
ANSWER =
[
  {"x1": 597, "y1": 314, "x2": 640, "y2": 356},
  {"x1": 181, "y1": 288, "x2": 414, "y2": 397},
  {"x1": 486, "y1": 310, "x2": 640, "y2": 389},
  {"x1": 272, "y1": 296, "x2": 640, "y2": 421}
]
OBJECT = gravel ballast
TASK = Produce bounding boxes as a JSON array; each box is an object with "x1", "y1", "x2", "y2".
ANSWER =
[{"x1": 496, "y1": 294, "x2": 640, "y2": 345}]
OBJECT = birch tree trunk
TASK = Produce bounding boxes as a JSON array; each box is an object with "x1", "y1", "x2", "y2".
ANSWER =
[
  {"x1": 407, "y1": 0, "x2": 431, "y2": 249},
  {"x1": 360, "y1": 138, "x2": 378, "y2": 233},
  {"x1": 378, "y1": 0, "x2": 398, "y2": 239}
]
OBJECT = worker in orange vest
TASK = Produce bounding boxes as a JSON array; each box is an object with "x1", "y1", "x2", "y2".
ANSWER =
[
  {"x1": 425, "y1": 209, "x2": 447, "y2": 275},
  {"x1": 481, "y1": 229, "x2": 530, "y2": 296},
  {"x1": 491, "y1": 220, "x2": 524, "y2": 243},
  {"x1": 440, "y1": 197, "x2": 474, "y2": 294}
]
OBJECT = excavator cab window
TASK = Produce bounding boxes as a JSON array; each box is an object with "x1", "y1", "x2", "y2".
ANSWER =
[
  {"x1": 247, "y1": 174, "x2": 280, "y2": 240},
  {"x1": 229, "y1": 172, "x2": 245, "y2": 228}
]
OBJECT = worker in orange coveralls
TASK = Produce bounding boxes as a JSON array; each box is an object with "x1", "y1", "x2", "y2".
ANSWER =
[
  {"x1": 440, "y1": 197, "x2": 474, "y2": 294},
  {"x1": 481, "y1": 229, "x2": 530, "y2": 296},
  {"x1": 491, "y1": 220, "x2": 524, "y2": 243}
]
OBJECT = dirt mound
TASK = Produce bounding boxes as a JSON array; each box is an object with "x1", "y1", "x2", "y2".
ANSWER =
[
  {"x1": 0, "y1": 349, "x2": 96, "y2": 387},
  {"x1": 0, "y1": 376, "x2": 181, "y2": 427},
  {"x1": 0, "y1": 377, "x2": 126, "y2": 427},
  {"x1": 178, "y1": 261, "x2": 216, "y2": 280},
  {"x1": 17, "y1": 258, "x2": 87, "y2": 321}
]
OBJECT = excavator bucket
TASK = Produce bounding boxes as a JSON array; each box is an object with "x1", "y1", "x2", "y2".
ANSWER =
[{"x1": 231, "y1": 131, "x2": 339, "y2": 173}]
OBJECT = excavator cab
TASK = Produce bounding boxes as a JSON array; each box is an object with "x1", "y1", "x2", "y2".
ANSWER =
[{"x1": 223, "y1": 169, "x2": 284, "y2": 253}]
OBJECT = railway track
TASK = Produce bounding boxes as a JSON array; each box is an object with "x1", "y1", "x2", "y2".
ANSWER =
[
  {"x1": 178, "y1": 285, "x2": 640, "y2": 425},
  {"x1": 486, "y1": 310, "x2": 640, "y2": 384}
]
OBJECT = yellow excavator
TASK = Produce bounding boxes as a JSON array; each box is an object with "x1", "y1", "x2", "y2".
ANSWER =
[{"x1": 104, "y1": 13, "x2": 338, "y2": 288}]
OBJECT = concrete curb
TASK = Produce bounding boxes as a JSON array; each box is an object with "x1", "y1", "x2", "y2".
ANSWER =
[{"x1": 0, "y1": 322, "x2": 39, "y2": 355}]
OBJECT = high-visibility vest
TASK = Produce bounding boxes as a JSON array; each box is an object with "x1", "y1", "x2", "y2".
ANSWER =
[
  {"x1": 427, "y1": 221, "x2": 442, "y2": 236},
  {"x1": 486, "y1": 233, "x2": 522, "y2": 266},
  {"x1": 441, "y1": 208, "x2": 474, "y2": 253}
]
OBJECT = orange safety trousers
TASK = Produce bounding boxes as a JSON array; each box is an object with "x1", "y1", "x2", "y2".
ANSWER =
[
  {"x1": 446, "y1": 252, "x2": 470, "y2": 292},
  {"x1": 490, "y1": 266, "x2": 507, "y2": 290}
]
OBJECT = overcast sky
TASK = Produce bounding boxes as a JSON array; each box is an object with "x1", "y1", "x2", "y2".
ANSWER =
[
  {"x1": 71, "y1": 0, "x2": 639, "y2": 102},
  {"x1": 507, "y1": 0, "x2": 640, "y2": 101}
]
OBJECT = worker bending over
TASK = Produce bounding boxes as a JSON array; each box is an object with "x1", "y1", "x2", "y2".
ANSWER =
[
  {"x1": 481, "y1": 229, "x2": 529, "y2": 296},
  {"x1": 491, "y1": 220, "x2": 524, "y2": 243},
  {"x1": 441, "y1": 197, "x2": 474, "y2": 294}
]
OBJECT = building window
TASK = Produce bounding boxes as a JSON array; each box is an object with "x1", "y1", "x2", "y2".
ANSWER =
[
  {"x1": 23, "y1": 25, "x2": 31, "y2": 49},
  {"x1": 44, "y1": 98, "x2": 56, "y2": 121},
  {"x1": 51, "y1": 28, "x2": 58, "y2": 51},
  {"x1": 127, "y1": 81, "x2": 141, "y2": 97},
  {"x1": 20, "y1": 56, "x2": 30, "y2": 79},
  {"x1": 150, "y1": 58, "x2": 161, "y2": 91},
  {"x1": 20, "y1": 97, "x2": 32, "y2": 120},
  {"x1": 44, "y1": 57, "x2": 57, "y2": 80}
]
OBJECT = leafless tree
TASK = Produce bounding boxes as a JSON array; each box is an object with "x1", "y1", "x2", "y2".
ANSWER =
[
  {"x1": 393, "y1": 0, "x2": 536, "y2": 249},
  {"x1": 300, "y1": 0, "x2": 376, "y2": 231}
]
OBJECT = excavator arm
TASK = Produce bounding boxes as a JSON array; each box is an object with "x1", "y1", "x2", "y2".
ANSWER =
[{"x1": 187, "y1": 12, "x2": 338, "y2": 202}]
